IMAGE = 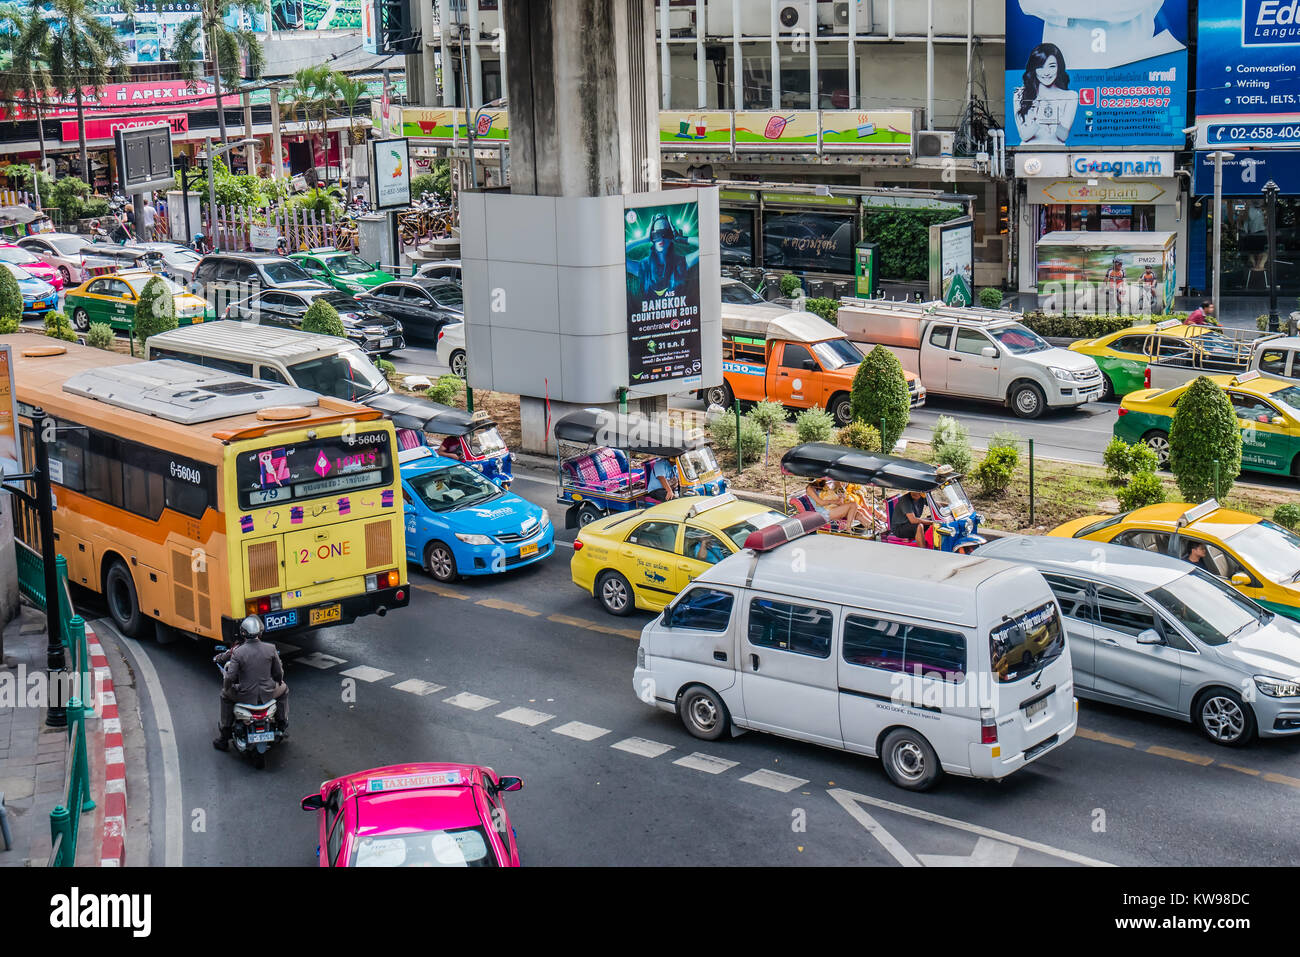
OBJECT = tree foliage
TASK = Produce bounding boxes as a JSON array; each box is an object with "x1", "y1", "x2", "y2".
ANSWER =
[
  {"x1": 860, "y1": 208, "x2": 955, "y2": 280},
  {"x1": 850, "y1": 345, "x2": 910, "y2": 450},
  {"x1": 302, "y1": 297, "x2": 346, "y2": 337},
  {"x1": 1168, "y1": 376, "x2": 1242, "y2": 502},
  {"x1": 930, "y1": 415, "x2": 973, "y2": 474},
  {"x1": 134, "y1": 278, "x2": 178, "y2": 349},
  {"x1": 0, "y1": 263, "x2": 22, "y2": 326}
]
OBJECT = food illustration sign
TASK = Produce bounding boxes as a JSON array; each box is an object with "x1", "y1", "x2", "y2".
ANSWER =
[{"x1": 625, "y1": 202, "x2": 702, "y2": 387}]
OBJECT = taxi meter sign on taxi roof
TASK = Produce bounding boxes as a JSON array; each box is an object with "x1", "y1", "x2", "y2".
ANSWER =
[{"x1": 366, "y1": 771, "x2": 463, "y2": 792}]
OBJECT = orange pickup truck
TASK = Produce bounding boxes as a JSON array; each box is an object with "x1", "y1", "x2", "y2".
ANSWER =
[{"x1": 702, "y1": 310, "x2": 926, "y2": 427}]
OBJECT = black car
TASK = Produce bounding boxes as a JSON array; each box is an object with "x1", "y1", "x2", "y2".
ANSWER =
[
  {"x1": 224, "y1": 287, "x2": 406, "y2": 356},
  {"x1": 192, "y1": 251, "x2": 327, "y2": 318},
  {"x1": 360, "y1": 278, "x2": 463, "y2": 345}
]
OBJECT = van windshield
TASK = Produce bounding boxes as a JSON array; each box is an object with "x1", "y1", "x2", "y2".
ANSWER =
[
  {"x1": 989, "y1": 600, "x2": 1065, "y2": 683},
  {"x1": 287, "y1": 349, "x2": 389, "y2": 400}
]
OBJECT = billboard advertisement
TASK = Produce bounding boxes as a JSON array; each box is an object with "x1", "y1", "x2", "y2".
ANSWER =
[
  {"x1": 370, "y1": 138, "x2": 410, "y2": 209},
  {"x1": 1196, "y1": 0, "x2": 1300, "y2": 147},
  {"x1": 761, "y1": 210, "x2": 855, "y2": 274},
  {"x1": 624, "y1": 202, "x2": 703, "y2": 387},
  {"x1": 1035, "y1": 230, "x2": 1177, "y2": 313},
  {"x1": 34, "y1": 1, "x2": 203, "y2": 65},
  {"x1": 1004, "y1": 1, "x2": 1189, "y2": 147},
  {"x1": 929, "y1": 218, "x2": 974, "y2": 306}
]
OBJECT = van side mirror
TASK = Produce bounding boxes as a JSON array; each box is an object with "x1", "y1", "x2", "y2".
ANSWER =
[
  {"x1": 300, "y1": 793, "x2": 325, "y2": 811},
  {"x1": 1136, "y1": 629, "x2": 1163, "y2": 645},
  {"x1": 661, "y1": 605, "x2": 674, "y2": 629},
  {"x1": 981, "y1": 346, "x2": 998, "y2": 359}
]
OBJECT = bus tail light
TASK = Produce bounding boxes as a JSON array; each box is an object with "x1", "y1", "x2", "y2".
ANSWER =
[
  {"x1": 256, "y1": 597, "x2": 271, "y2": 614},
  {"x1": 365, "y1": 574, "x2": 377, "y2": 591},
  {"x1": 385, "y1": 570, "x2": 400, "y2": 587},
  {"x1": 980, "y1": 708, "x2": 998, "y2": 745}
]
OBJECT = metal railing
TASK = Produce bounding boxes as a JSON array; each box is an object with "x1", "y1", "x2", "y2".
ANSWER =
[{"x1": 16, "y1": 544, "x2": 95, "y2": 867}]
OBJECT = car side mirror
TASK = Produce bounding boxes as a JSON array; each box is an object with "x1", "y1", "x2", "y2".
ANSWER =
[
  {"x1": 403, "y1": 503, "x2": 415, "y2": 515},
  {"x1": 801, "y1": 359, "x2": 816, "y2": 370},
  {"x1": 981, "y1": 346, "x2": 998, "y2": 359},
  {"x1": 1272, "y1": 416, "x2": 1285, "y2": 426},
  {"x1": 661, "y1": 605, "x2": 674, "y2": 629},
  {"x1": 496, "y1": 776, "x2": 523, "y2": 793},
  {"x1": 300, "y1": 793, "x2": 325, "y2": 811},
  {"x1": 1136, "y1": 629, "x2": 1163, "y2": 645},
  {"x1": 1231, "y1": 572, "x2": 1251, "y2": 586}
]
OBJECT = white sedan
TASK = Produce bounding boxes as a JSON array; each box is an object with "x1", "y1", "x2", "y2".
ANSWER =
[
  {"x1": 436, "y1": 320, "x2": 466, "y2": 378},
  {"x1": 16, "y1": 232, "x2": 94, "y2": 285}
]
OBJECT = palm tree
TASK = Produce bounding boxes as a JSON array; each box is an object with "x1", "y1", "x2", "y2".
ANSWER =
[
  {"x1": 171, "y1": 0, "x2": 266, "y2": 146},
  {"x1": 26, "y1": 0, "x2": 130, "y2": 183},
  {"x1": 335, "y1": 74, "x2": 367, "y2": 147},
  {"x1": 0, "y1": 3, "x2": 54, "y2": 174},
  {"x1": 287, "y1": 65, "x2": 341, "y2": 182}
]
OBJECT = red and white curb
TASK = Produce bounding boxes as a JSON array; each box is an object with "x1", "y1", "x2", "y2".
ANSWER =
[{"x1": 87, "y1": 624, "x2": 127, "y2": 867}]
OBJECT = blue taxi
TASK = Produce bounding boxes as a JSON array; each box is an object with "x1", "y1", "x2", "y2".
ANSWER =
[{"x1": 400, "y1": 446, "x2": 554, "y2": 582}]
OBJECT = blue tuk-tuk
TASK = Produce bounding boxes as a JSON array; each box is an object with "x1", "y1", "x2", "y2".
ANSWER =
[{"x1": 367, "y1": 393, "x2": 515, "y2": 488}]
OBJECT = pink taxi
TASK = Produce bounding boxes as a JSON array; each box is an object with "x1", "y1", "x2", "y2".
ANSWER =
[
  {"x1": 0, "y1": 243, "x2": 65, "y2": 292},
  {"x1": 300, "y1": 762, "x2": 523, "y2": 867}
]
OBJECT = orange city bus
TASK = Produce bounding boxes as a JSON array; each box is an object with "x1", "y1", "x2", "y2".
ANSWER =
[{"x1": 4, "y1": 336, "x2": 409, "y2": 643}]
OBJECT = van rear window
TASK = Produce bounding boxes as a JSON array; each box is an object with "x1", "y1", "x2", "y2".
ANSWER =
[{"x1": 989, "y1": 601, "x2": 1065, "y2": 683}]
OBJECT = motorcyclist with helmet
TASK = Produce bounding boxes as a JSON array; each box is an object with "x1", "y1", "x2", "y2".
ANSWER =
[{"x1": 213, "y1": 616, "x2": 289, "y2": 751}]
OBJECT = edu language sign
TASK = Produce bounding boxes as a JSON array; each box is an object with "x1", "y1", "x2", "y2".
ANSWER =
[{"x1": 1197, "y1": 0, "x2": 1300, "y2": 118}]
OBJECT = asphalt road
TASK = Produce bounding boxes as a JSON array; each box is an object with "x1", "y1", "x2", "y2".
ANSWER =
[{"x1": 100, "y1": 463, "x2": 1300, "y2": 868}]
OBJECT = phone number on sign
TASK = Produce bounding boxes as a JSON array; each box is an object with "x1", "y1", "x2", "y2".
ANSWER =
[{"x1": 1099, "y1": 98, "x2": 1171, "y2": 109}]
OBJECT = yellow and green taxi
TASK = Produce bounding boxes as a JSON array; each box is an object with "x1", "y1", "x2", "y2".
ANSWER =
[
  {"x1": 571, "y1": 492, "x2": 788, "y2": 616},
  {"x1": 1114, "y1": 371, "x2": 1300, "y2": 478},
  {"x1": 64, "y1": 270, "x2": 209, "y2": 334},
  {"x1": 290, "y1": 249, "x2": 394, "y2": 294},
  {"x1": 1052, "y1": 500, "x2": 1300, "y2": 621},
  {"x1": 1069, "y1": 319, "x2": 1222, "y2": 399}
]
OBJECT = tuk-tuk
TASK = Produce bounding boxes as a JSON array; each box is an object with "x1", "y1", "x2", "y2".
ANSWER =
[
  {"x1": 554, "y1": 408, "x2": 728, "y2": 528},
  {"x1": 781, "y1": 442, "x2": 984, "y2": 553},
  {"x1": 0, "y1": 205, "x2": 52, "y2": 240},
  {"x1": 366, "y1": 392, "x2": 515, "y2": 488}
]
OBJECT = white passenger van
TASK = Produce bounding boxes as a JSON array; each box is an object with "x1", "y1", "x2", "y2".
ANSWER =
[{"x1": 633, "y1": 518, "x2": 1078, "y2": 790}]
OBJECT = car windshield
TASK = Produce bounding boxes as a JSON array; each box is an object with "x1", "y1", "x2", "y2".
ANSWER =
[
  {"x1": 1071, "y1": 511, "x2": 1134, "y2": 538},
  {"x1": 1, "y1": 261, "x2": 32, "y2": 281},
  {"x1": 261, "y1": 259, "x2": 312, "y2": 283},
  {"x1": 1267, "y1": 386, "x2": 1300, "y2": 417},
  {"x1": 350, "y1": 826, "x2": 497, "y2": 867},
  {"x1": 1148, "y1": 570, "x2": 1268, "y2": 646},
  {"x1": 989, "y1": 324, "x2": 1051, "y2": 355},
  {"x1": 1226, "y1": 521, "x2": 1300, "y2": 583},
  {"x1": 721, "y1": 280, "x2": 764, "y2": 305},
  {"x1": 287, "y1": 349, "x2": 388, "y2": 400},
  {"x1": 468, "y1": 426, "x2": 506, "y2": 457},
  {"x1": 165, "y1": 250, "x2": 201, "y2": 266},
  {"x1": 990, "y1": 600, "x2": 1065, "y2": 683},
  {"x1": 721, "y1": 510, "x2": 788, "y2": 548},
  {"x1": 411, "y1": 464, "x2": 503, "y2": 512},
  {"x1": 138, "y1": 275, "x2": 185, "y2": 296},
  {"x1": 0, "y1": 247, "x2": 40, "y2": 265},
  {"x1": 49, "y1": 236, "x2": 89, "y2": 255},
  {"x1": 678, "y1": 447, "x2": 719, "y2": 480},
  {"x1": 811, "y1": 338, "x2": 864, "y2": 371},
  {"x1": 329, "y1": 254, "x2": 378, "y2": 276},
  {"x1": 431, "y1": 286, "x2": 463, "y2": 308}
]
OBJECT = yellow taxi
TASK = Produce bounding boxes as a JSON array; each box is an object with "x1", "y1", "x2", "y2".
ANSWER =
[
  {"x1": 1051, "y1": 499, "x2": 1300, "y2": 622},
  {"x1": 63, "y1": 269, "x2": 210, "y2": 334},
  {"x1": 1068, "y1": 319, "x2": 1220, "y2": 399},
  {"x1": 571, "y1": 493, "x2": 789, "y2": 615}
]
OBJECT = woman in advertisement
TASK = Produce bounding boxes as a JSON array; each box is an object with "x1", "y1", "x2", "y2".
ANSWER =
[
  {"x1": 1014, "y1": 0, "x2": 1184, "y2": 71},
  {"x1": 1012, "y1": 43, "x2": 1078, "y2": 145}
]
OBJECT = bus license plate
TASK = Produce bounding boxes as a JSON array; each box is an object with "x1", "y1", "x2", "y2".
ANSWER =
[
  {"x1": 1025, "y1": 697, "x2": 1048, "y2": 718},
  {"x1": 519, "y1": 543, "x2": 538, "y2": 558},
  {"x1": 310, "y1": 604, "x2": 342, "y2": 626},
  {"x1": 247, "y1": 731, "x2": 275, "y2": 744}
]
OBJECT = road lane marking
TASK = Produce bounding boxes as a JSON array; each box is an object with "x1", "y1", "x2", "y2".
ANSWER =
[
  {"x1": 444, "y1": 692, "x2": 499, "y2": 711},
  {"x1": 1217, "y1": 763, "x2": 1261, "y2": 777},
  {"x1": 546, "y1": 613, "x2": 641, "y2": 640},
  {"x1": 1075, "y1": 727, "x2": 1136, "y2": 748},
  {"x1": 1145, "y1": 745, "x2": 1214, "y2": 766},
  {"x1": 611, "y1": 737, "x2": 675, "y2": 758},
  {"x1": 916, "y1": 837, "x2": 1020, "y2": 867},
  {"x1": 294, "y1": 652, "x2": 347, "y2": 670},
  {"x1": 340, "y1": 665, "x2": 395, "y2": 683},
  {"x1": 392, "y1": 678, "x2": 445, "y2": 696},
  {"x1": 739, "y1": 769, "x2": 808, "y2": 793},
  {"x1": 674, "y1": 752, "x2": 739, "y2": 775},
  {"x1": 1262, "y1": 771, "x2": 1300, "y2": 789},
  {"x1": 476, "y1": 597, "x2": 541, "y2": 617},
  {"x1": 414, "y1": 582, "x2": 469, "y2": 600},
  {"x1": 552, "y1": 721, "x2": 611, "y2": 741},
  {"x1": 828, "y1": 789, "x2": 920, "y2": 866},
  {"x1": 497, "y1": 706, "x2": 555, "y2": 727}
]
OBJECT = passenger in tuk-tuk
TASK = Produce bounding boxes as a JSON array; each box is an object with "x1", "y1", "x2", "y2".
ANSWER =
[
  {"x1": 438, "y1": 435, "x2": 462, "y2": 459},
  {"x1": 891, "y1": 489, "x2": 938, "y2": 547},
  {"x1": 800, "y1": 478, "x2": 867, "y2": 530}
]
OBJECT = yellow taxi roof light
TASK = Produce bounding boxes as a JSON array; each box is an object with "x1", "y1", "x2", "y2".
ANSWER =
[
  {"x1": 686, "y1": 492, "x2": 737, "y2": 519},
  {"x1": 1178, "y1": 499, "x2": 1220, "y2": 528},
  {"x1": 1233, "y1": 370, "x2": 1263, "y2": 385},
  {"x1": 1155, "y1": 318, "x2": 1181, "y2": 330}
]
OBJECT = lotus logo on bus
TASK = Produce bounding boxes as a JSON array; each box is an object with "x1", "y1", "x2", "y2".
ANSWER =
[{"x1": 314, "y1": 451, "x2": 331, "y2": 477}]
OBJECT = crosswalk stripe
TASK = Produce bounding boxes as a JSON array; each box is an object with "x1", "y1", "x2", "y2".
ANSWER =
[
  {"x1": 391, "y1": 678, "x2": 446, "y2": 696},
  {"x1": 497, "y1": 706, "x2": 555, "y2": 727},
  {"x1": 674, "y1": 752, "x2": 738, "y2": 775},
  {"x1": 611, "y1": 737, "x2": 675, "y2": 758},
  {"x1": 294, "y1": 652, "x2": 346, "y2": 670},
  {"x1": 444, "y1": 692, "x2": 499, "y2": 711},
  {"x1": 551, "y1": 721, "x2": 611, "y2": 741},
  {"x1": 739, "y1": 769, "x2": 808, "y2": 792},
  {"x1": 340, "y1": 665, "x2": 395, "y2": 683}
]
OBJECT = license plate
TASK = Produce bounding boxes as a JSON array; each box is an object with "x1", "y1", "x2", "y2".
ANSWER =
[
  {"x1": 379, "y1": 337, "x2": 394, "y2": 348},
  {"x1": 310, "y1": 603, "x2": 342, "y2": 625},
  {"x1": 33, "y1": 300, "x2": 47, "y2": 309},
  {"x1": 1025, "y1": 698, "x2": 1048, "y2": 718},
  {"x1": 519, "y1": 542, "x2": 538, "y2": 557},
  {"x1": 264, "y1": 609, "x2": 299, "y2": 631},
  {"x1": 247, "y1": 730, "x2": 275, "y2": 744}
]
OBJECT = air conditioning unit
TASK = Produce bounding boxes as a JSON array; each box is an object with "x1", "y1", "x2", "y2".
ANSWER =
[
  {"x1": 776, "y1": 3, "x2": 805, "y2": 34},
  {"x1": 823, "y1": 1, "x2": 867, "y2": 34},
  {"x1": 706, "y1": 0, "x2": 772, "y2": 37},
  {"x1": 916, "y1": 130, "x2": 955, "y2": 158},
  {"x1": 667, "y1": 8, "x2": 696, "y2": 36}
]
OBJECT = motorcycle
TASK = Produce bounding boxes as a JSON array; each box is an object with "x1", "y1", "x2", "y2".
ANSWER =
[{"x1": 214, "y1": 649, "x2": 285, "y2": 770}]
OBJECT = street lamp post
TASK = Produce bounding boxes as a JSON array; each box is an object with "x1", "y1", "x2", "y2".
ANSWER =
[
  {"x1": 457, "y1": 23, "x2": 477, "y2": 192},
  {"x1": 1210, "y1": 151, "x2": 1234, "y2": 321},
  {"x1": 1264, "y1": 179, "x2": 1280, "y2": 333},
  {"x1": 203, "y1": 136, "x2": 258, "y2": 250}
]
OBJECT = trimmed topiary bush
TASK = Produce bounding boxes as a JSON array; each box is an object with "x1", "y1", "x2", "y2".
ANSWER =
[
  {"x1": 133, "y1": 277, "x2": 177, "y2": 349},
  {"x1": 838, "y1": 421, "x2": 881, "y2": 452},
  {"x1": 978, "y1": 287, "x2": 1004, "y2": 309},
  {"x1": 1274, "y1": 502, "x2": 1300, "y2": 531},
  {"x1": 779, "y1": 273, "x2": 802, "y2": 298},
  {"x1": 804, "y1": 297, "x2": 839, "y2": 325},
  {"x1": 972, "y1": 446, "x2": 1017, "y2": 497},
  {"x1": 86, "y1": 322, "x2": 115, "y2": 350},
  {"x1": 747, "y1": 399, "x2": 787, "y2": 434},
  {"x1": 1169, "y1": 375, "x2": 1242, "y2": 502},
  {"x1": 1118, "y1": 471, "x2": 1167, "y2": 511},
  {"x1": 0, "y1": 265, "x2": 21, "y2": 327},
  {"x1": 931, "y1": 415, "x2": 973, "y2": 475},
  {"x1": 375, "y1": 358, "x2": 396, "y2": 375},
  {"x1": 43, "y1": 310, "x2": 78, "y2": 343},
  {"x1": 1103, "y1": 437, "x2": 1159, "y2": 484},
  {"x1": 302, "y1": 298, "x2": 347, "y2": 338},
  {"x1": 706, "y1": 409, "x2": 737, "y2": 449},
  {"x1": 427, "y1": 374, "x2": 461, "y2": 406},
  {"x1": 850, "y1": 345, "x2": 910, "y2": 450},
  {"x1": 987, "y1": 429, "x2": 1023, "y2": 456},
  {"x1": 794, "y1": 405, "x2": 835, "y2": 444},
  {"x1": 736, "y1": 415, "x2": 766, "y2": 462}
]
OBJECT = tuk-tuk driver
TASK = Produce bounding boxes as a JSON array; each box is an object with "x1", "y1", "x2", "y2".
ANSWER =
[
  {"x1": 891, "y1": 489, "x2": 937, "y2": 547},
  {"x1": 644, "y1": 457, "x2": 677, "y2": 502}
]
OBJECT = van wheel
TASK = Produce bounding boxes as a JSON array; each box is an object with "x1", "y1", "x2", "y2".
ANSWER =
[
  {"x1": 880, "y1": 728, "x2": 942, "y2": 791},
  {"x1": 704, "y1": 382, "x2": 733, "y2": 409},
  {"x1": 678, "y1": 685, "x2": 729, "y2": 741},
  {"x1": 105, "y1": 560, "x2": 146, "y2": 638},
  {"x1": 423, "y1": 542, "x2": 459, "y2": 583},
  {"x1": 1193, "y1": 688, "x2": 1256, "y2": 747},
  {"x1": 1142, "y1": 430, "x2": 1171, "y2": 470},
  {"x1": 1010, "y1": 382, "x2": 1046, "y2": 419},
  {"x1": 596, "y1": 571, "x2": 633, "y2": 616},
  {"x1": 830, "y1": 394, "x2": 852, "y2": 427}
]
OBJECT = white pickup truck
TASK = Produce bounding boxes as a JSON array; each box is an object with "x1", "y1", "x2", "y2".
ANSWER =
[{"x1": 835, "y1": 298, "x2": 1105, "y2": 418}]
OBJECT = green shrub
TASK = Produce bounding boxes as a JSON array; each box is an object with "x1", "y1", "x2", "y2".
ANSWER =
[
  {"x1": 133, "y1": 278, "x2": 177, "y2": 349},
  {"x1": 1274, "y1": 502, "x2": 1300, "y2": 531},
  {"x1": 1257, "y1": 314, "x2": 1270, "y2": 332},
  {"x1": 427, "y1": 374, "x2": 461, "y2": 406},
  {"x1": 978, "y1": 287, "x2": 1004, "y2": 309},
  {"x1": 1168, "y1": 376, "x2": 1242, "y2": 502},
  {"x1": 1019, "y1": 312, "x2": 1186, "y2": 340},
  {"x1": 410, "y1": 162, "x2": 451, "y2": 202},
  {"x1": 1118, "y1": 471, "x2": 1167, "y2": 511},
  {"x1": 375, "y1": 358, "x2": 396, "y2": 375},
  {"x1": 1103, "y1": 437, "x2": 1158, "y2": 484},
  {"x1": 972, "y1": 446, "x2": 1017, "y2": 497},
  {"x1": 43, "y1": 311, "x2": 78, "y2": 342},
  {"x1": 302, "y1": 298, "x2": 347, "y2": 338},
  {"x1": 0, "y1": 317, "x2": 19, "y2": 335},
  {"x1": 837, "y1": 421, "x2": 881, "y2": 452},
  {"x1": 86, "y1": 322, "x2": 115, "y2": 350},
  {"x1": 987, "y1": 430, "x2": 1023, "y2": 456},
  {"x1": 49, "y1": 176, "x2": 92, "y2": 222},
  {"x1": 80, "y1": 197, "x2": 110, "y2": 218},
  {"x1": 706, "y1": 409, "x2": 737, "y2": 449},
  {"x1": 780, "y1": 273, "x2": 803, "y2": 298},
  {"x1": 804, "y1": 297, "x2": 839, "y2": 325},
  {"x1": 850, "y1": 345, "x2": 910, "y2": 450},
  {"x1": 794, "y1": 405, "x2": 835, "y2": 444},
  {"x1": 0, "y1": 264, "x2": 21, "y2": 326},
  {"x1": 747, "y1": 400, "x2": 787, "y2": 434},
  {"x1": 737, "y1": 415, "x2": 767, "y2": 462},
  {"x1": 930, "y1": 415, "x2": 973, "y2": 475}
]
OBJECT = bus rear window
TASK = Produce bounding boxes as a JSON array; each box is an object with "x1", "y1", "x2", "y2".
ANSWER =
[
  {"x1": 989, "y1": 601, "x2": 1065, "y2": 683},
  {"x1": 235, "y1": 430, "x2": 393, "y2": 510}
]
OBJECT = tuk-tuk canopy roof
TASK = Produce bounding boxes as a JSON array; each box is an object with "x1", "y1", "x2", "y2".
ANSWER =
[
  {"x1": 365, "y1": 392, "x2": 493, "y2": 436},
  {"x1": 0, "y1": 206, "x2": 45, "y2": 225},
  {"x1": 781, "y1": 443, "x2": 955, "y2": 491},
  {"x1": 553, "y1": 408, "x2": 710, "y2": 457}
]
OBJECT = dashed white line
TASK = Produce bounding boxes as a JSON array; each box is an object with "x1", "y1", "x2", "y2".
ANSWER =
[
  {"x1": 392, "y1": 678, "x2": 446, "y2": 696},
  {"x1": 552, "y1": 721, "x2": 611, "y2": 741},
  {"x1": 444, "y1": 692, "x2": 500, "y2": 711},
  {"x1": 497, "y1": 706, "x2": 555, "y2": 727},
  {"x1": 739, "y1": 769, "x2": 808, "y2": 793},
  {"x1": 294, "y1": 652, "x2": 347, "y2": 670},
  {"x1": 611, "y1": 737, "x2": 675, "y2": 758},
  {"x1": 674, "y1": 752, "x2": 738, "y2": 775},
  {"x1": 340, "y1": 665, "x2": 395, "y2": 683}
]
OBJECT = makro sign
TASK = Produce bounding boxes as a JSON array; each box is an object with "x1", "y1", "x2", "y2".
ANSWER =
[
  {"x1": 1243, "y1": 0, "x2": 1300, "y2": 44},
  {"x1": 1070, "y1": 155, "x2": 1170, "y2": 177}
]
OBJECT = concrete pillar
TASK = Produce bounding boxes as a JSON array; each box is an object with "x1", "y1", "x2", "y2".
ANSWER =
[
  {"x1": 270, "y1": 92, "x2": 284, "y2": 179},
  {"x1": 438, "y1": 0, "x2": 452, "y2": 105},
  {"x1": 242, "y1": 93, "x2": 258, "y2": 172}
]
